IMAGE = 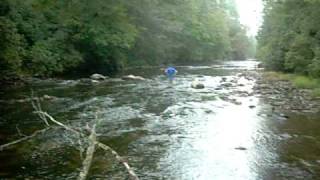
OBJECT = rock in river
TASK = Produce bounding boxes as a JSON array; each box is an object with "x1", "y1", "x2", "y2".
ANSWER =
[
  {"x1": 122, "y1": 75, "x2": 145, "y2": 81},
  {"x1": 90, "y1": 73, "x2": 108, "y2": 80},
  {"x1": 191, "y1": 79, "x2": 205, "y2": 89}
]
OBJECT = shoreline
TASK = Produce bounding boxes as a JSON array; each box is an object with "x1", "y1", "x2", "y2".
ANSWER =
[{"x1": 253, "y1": 71, "x2": 320, "y2": 115}]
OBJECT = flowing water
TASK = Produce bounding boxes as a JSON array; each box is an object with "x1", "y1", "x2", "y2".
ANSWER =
[{"x1": 0, "y1": 61, "x2": 320, "y2": 179}]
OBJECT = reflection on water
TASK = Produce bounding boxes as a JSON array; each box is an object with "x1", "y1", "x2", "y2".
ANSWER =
[{"x1": 0, "y1": 61, "x2": 320, "y2": 179}]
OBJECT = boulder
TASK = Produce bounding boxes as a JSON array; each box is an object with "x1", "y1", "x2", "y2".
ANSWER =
[
  {"x1": 122, "y1": 75, "x2": 145, "y2": 81},
  {"x1": 90, "y1": 73, "x2": 107, "y2": 80},
  {"x1": 191, "y1": 80, "x2": 205, "y2": 89}
]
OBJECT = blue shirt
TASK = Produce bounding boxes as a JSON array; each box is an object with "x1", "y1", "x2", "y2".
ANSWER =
[{"x1": 165, "y1": 67, "x2": 177, "y2": 77}]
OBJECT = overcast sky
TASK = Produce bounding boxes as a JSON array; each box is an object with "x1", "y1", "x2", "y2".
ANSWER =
[{"x1": 235, "y1": 0, "x2": 263, "y2": 36}]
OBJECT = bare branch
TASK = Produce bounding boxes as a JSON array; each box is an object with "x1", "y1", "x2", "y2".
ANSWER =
[
  {"x1": 33, "y1": 110, "x2": 139, "y2": 180},
  {"x1": 16, "y1": 124, "x2": 26, "y2": 137},
  {"x1": 97, "y1": 142, "x2": 139, "y2": 180},
  {"x1": 34, "y1": 111, "x2": 78, "y2": 134},
  {"x1": 0, "y1": 127, "x2": 51, "y2": 151},
  {"x1": 31, "y1": 91, "x2": 49, "y2": 126},
  {"x1": 78, "y1": 125, "x2": 97, "y2": 180}
]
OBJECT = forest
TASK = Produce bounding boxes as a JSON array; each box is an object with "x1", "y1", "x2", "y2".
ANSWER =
[
  {"x1": 257, "y1": 0, "x2": 320, "y2": 78},
  {"x1": 0, "y1": 0, "x2": 254, "y2": 79}
]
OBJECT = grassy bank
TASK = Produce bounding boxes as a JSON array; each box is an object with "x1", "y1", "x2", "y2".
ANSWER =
[{"x1": 263, "y1": 72, "x2": 320, "y2": 97}]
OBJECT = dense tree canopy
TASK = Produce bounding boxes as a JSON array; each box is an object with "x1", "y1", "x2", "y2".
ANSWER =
[
  {"x1": 257, "y1": 0, "x2": 320, "y2": 77},
  {"x1": 0, "y1": 0, "x2": 253, "y2": 78}
]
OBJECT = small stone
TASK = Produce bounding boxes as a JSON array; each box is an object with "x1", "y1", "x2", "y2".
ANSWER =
[
  {"x1": 43, "y1": 94, "x2": 54, "y2": 100},
  {"x1": 91, "y1": 80, "x2": 99, "y2": 83},
  {"x1": 235, "y1": 147, "x2": 247, "y2": 150},
  {"x1": 191, "y1": 79, "x2": 205, "y2": 89},
  {"x1": 122, "y1": 75, "x2": 145, "y2": 81},
  {"x1": 249, "y1": 105, "x2": 256, "y2": 109},
  {"x1": 222, "y1": 83, "x2": 232, "y2": 87},
  {"x1": 279, "y1": 113, "x2": 289, "y2": 119},
  {"x1": 234, "y1": 101, "x2": 242, "y2": 105},
  {"x1": 221, "y1": 77, "x2": 227, "y2": 82}
]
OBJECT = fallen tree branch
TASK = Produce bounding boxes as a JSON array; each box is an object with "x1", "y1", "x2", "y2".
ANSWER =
[
  {"x1": 78, "y1": 125, "x2": 97, "y2": 180},
  {"x1": 0, "y1": 127, "x2": 51, "y2": 151},
  {"x1": 31, "y1": 93, "x2": 49, "y2": 126},
  {"x1": 97, "y1": 142, "x2": 139, "y2": 180},
  {"x1": 33, "y1": 110, "x2": 139, "y2": 180},
  {"x1": 34, "y1": 111, "x2": 78, "y2": 134}
]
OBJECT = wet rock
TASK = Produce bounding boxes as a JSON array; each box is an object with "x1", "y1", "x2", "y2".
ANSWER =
[
  {"x1": 91, "y1": 80, "x2": 99, "y2": 83},
  {"x1": 234, "y1": 101, "x2": 242, "y2": 105},
  {"x1": 90, "y1": 73, "x2": 107, "y2": 80},
  {"x1": 122, "y1": 75, "x2": 145, "y2": 81},
  {"x1": 221, "y1": 77, "x2": 227, "y2": 82},
  {"x1": 42, "y1": 94, "x2": 56, "y2": 100},
  {"x1": 279, "y1": 113, "x2": 289, "y2": 119},
  {"x1": 230, "y1": 79, "x2": 237, "y2": 83},
  {"x1": 215, "y1": 87, "x2": 223, "y2": 90},
  {"x1": 235, "y1": 146, "x2": 247, "y2": 150},
  {"x1": 220, "y1": 96, "x2": 241, "y2": 105},
  {"x1": 221, "y1": 83, "x2": 233, "y2": 87},
  {"x1": 249, "y1": 105, "x2": 256, "y2": 109},
  {"x1": 191, "y1": 79, "x2": 205, "y2": 89}
]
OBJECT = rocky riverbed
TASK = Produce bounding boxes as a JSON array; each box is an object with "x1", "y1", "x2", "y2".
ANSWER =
[
  {"x1": 1, "y1": 61, "x2": 320, "y2": 179},
  {"x1": 254, "y1": 72, "x2": 320, "y2": 114}
]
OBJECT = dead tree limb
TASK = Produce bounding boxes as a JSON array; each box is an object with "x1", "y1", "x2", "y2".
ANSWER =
[
  {"x1": 33, "y1": 110, "x2": 139, "y2": 180},
  {"x1": 78, "y1": 125, "x2": 97, "y2": 180},
  {"x1": 0, "y1": 127, "x2": 51, "y2": 151},
  {"x1": 97, "y1": 142, "x2": 139, "y2": 180}
]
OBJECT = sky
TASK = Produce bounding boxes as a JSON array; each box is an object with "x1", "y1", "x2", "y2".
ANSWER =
[{"x1": 235, "y1": 0, "x2": 263, "y2": 36}]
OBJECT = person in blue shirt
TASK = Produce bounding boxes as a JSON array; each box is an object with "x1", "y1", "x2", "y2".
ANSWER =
[{"x1": 164, "y1": 66, "x2": 178, "y2": 82}]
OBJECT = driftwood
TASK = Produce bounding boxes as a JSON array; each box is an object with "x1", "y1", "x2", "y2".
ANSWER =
[
  {"x1": 78, "y1": 125, "x2": 97, "y2": 180},
  {"x1": 0, "y1": 96, "x2": 139, "y2": 180},
  {"x1": 33, "y1": 110, "x2": 139, "y2": 180},
  {"x1": 0, "y1": 127, "x2": 51, "y2": 151}
]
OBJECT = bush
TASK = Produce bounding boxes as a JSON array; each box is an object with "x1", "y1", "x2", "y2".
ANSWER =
[{"x1": 292, "y1": 76, "x2": 319, "y2": 89}]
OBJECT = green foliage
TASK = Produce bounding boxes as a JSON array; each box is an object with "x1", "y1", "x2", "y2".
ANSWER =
[
  {"x1": 258, "y1": 0, "x2": 320, "y2": 77},
  {"x1": 264, "y1": 71, "x2": 320, "y2": 97},
  {"x1": 312, "y1": 88, "x2": 320, "y2": 97},
  {"x1": 0, "y1": 16, "x2": 26, "y2": 77},
  {"x1": 1, "y1": 0, "x2": 254, "y2": 78},
  {"x1": 292, "y1": 76, "x2": 319, "y2": 89}
]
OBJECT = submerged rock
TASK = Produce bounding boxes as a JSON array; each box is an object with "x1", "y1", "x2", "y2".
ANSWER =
[
  {"x1": 122, "y1": 75, "x2": 145, "y2": 81},
  {"x1": 191, "y1": 79, "x2": 205, "y2": 89},
  {"x1": 221, "y1": 77, "x2": 227, "y2": 82},
  {"x1": 90, "y1": 73, "x2": 108, "y2": 80}
]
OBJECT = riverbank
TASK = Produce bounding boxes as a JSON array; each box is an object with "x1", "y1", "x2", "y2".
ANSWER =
[{"x1": 253, "y1": 71, "x2": 320, "y2": 115}]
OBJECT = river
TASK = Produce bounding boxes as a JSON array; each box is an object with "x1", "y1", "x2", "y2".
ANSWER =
[{"x1": 0, "y1": 61, "x2": 320, "y2": 179}]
